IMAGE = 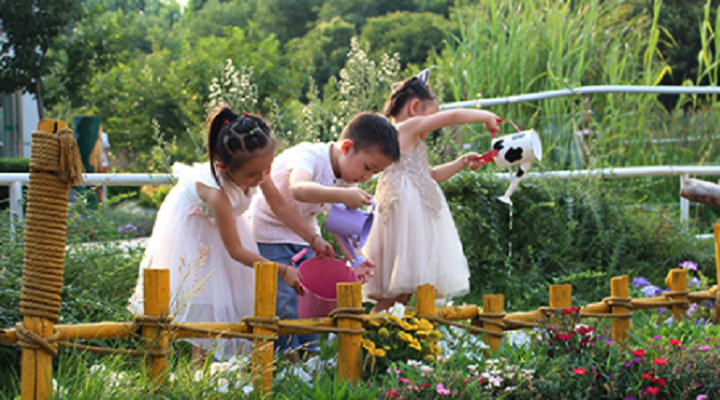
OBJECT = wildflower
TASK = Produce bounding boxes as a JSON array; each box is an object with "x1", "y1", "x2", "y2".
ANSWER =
[
  {"x1": 606, "y1": 340, "x2": 615, "y2": 346},
  {"x1": 669, "y1": 339, "x2": 682, "y2": 347},
  {"x1": 691, "y1": 277, "x2": 702, "y2": 288},
  {"x1": 388, "y1": 303, "x2": 406, "y2": 320},
  {"x1": 387, "y1": 388, "x2": 398, "y2": 398},
  {"x1": 424, "y1": 354, "x2": 436, "y2": 364},
  {"x1": 624, "y1": 361, "x2": 632, "y2": 367},
  {"x1": 378, "y1": 328, "x2": 390, "y2": 339},
  {"x1": 556, "y1": 334, "x2": 572, "y2": 341},
  {"x1": 633, "y1": 277, "x2": 650, "y2": 287},
  {"x1": 665, "y1": 316, "x2": 674, "y2": 324},
  {"x1": 688, "y1": 303, "x2": 699, "y2": 316},
  {"x1": 643, "y1": 372, "x2": 652, "y2": 380},
  {"x1": 698, "y1": 345, "x2": 710, "y2": 351},
  {"x1": 706, "y1": 300, "x2": 715, "y2": 309},
  {"x1": 653, "y1": 358, "x2": 668, "y2": 366},
  {"x1": 658, "y1": 378, "x2": 666, "y2": 387},
  {"x1": 436, "y1": 383, "x2": 450, "y2": 395},
  {"x1": 407, "y1": 360, "x2": 423, "y2": 367},
  {"x1": 652, "y1": 335, "x2": 663, "y2": 339},
  {"x1": 647, "y1": 387, "x2": 660, "y2": 395},
  {"x1": 658, "y1": 307, "x2": 666, "y2": 314},
  {"x1": 697, "y1": 395, "x2": 708, "y2": 400},
  {"x1": 399, "y1": 377, "x2": 412, "y2": 384},
  {"x1": 573, "y1": 367, "x2": 586, "y2": 375},
  {"x1": 679, "y1": 261, "x2": 698, "y2": 271},
  {"x1": 641, "y1": 285, "x2": 662, "y2": 297},
  {"x1": 632, "y1": 349, "x2": 645, "y2": 357}
]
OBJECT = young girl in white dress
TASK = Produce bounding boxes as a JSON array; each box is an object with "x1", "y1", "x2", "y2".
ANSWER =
[
  {"x1": 363, "y1": 70, "x2": 500, "y2": 312},
  {"x1": 128, "y1": 107, "x2": 333, "y2": 360}
]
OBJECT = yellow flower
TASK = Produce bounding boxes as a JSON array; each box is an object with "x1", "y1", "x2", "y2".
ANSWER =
[
  {"x1": 417, "y1": 319, "x2": 434, "y2": 332},
  {"x1": 362, "y1": 339, "x2": 376, "y2": 352},
  {"x1": 378, "y1": 328, "x2": 390, "y2": 339},
  {"x1": 408, "y1": 338, "x2": 422, "y2": 351},
  {"x1": 430, "y1": 330, "x2": 443, "y2": 340},
  {"x1": 424, "y1": 354, "x2": 436, "y2": 364},
  {"x1": 432, "y1": 344, "x2": 442, "y2": 356},
  {"x1": 374, "y1": 349, "x2": 386, "y2": 358},
  {"x1": 367, "y1": 319, "x2": 381, "y2": 327},
  {"x1": 397, "y1": 331, "x2": 413, "y2": 342}
]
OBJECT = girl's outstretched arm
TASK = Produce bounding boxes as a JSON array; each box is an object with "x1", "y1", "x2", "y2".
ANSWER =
[
  {"x1": 399, "y1": 109, "x2": 500, "y2": 138},
  {"x1": 196, "y1": 182, "x2": 305, "y2": 294},
  {"x1": 429, "y1": 153, "x2": 489, "y2": 183},
  {"x1": 260, "y1": 179, "x2": 334, "y2": 257}
]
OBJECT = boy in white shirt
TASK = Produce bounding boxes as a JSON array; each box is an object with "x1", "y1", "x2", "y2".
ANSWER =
[{"x1": 251, "y1": 112, "x2": 400, "y2": 358}]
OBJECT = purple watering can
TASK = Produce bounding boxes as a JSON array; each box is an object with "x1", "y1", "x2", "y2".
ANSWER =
[{"x1": 325, "y1": 200, "x2": 375, "y2": 267}]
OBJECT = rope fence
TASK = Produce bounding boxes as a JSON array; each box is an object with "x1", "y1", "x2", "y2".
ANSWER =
[{"x1": 1, "y1": 119, "x2": 719, "y2": 399}]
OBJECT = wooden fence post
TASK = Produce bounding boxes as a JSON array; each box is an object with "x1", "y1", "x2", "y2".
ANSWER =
[
  {"x1": 143, "y1": 269, "x2": 171, "y2": 385},
  {"x1": 251, "y1": 262, "x2": 277, "y2": 394},
  {"x1": 666, "y1": 269, "x2": 689, "y2": 321},
  {"x1": 715, "y1": 223, "x2": 720, "y2": 290},
  {"x1": 481, "y1": 294, "x2": 504, "y2": 352},
  {"x1": 549, "y1": 285, "x2": 572, "y2": 324},
  {"x1": 417, "y1": 284, "x2": 436, "y2": 318},
  {"x1": 337, "y1": 282, "x2": 362, "y2": 384},
  {"x1": 19, "y1": 119, "x2": 80, "y2": 400},
  {"x1": 610, "y1": 275, "x2": 630, "y2": 342}
]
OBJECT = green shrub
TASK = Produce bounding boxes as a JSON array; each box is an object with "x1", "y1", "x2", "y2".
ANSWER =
[{"x1": 443, "y1": 171, "x2": 714, "y2": 310}]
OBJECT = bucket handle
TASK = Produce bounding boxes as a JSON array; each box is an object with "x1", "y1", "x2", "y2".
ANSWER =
[{"x1": 291, "y1": 248, "x2": 356, "y2": 268}]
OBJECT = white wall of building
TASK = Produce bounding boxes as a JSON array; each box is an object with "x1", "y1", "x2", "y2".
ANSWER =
[{"x1": 20, "y1": 92, "x2": 39, "y2": 158}]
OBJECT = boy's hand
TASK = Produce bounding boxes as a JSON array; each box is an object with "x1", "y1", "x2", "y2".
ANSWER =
[
  {"x1": 353, "y1": 259, "x2": 376, "y2": 283},
  {"x1": 342, "y1": 187, "x2": 373, "y2": 209},
  {"x1": 311, "y1": 236, "x2": 334, "y2": 259},
  {"x1": 282, "y1": 265, "x2": 305, "y2": 296}
]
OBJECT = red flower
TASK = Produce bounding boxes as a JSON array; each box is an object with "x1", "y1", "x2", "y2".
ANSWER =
[
  {"x1": 632, "y1": 349, "x2": 645, "y2": 357},
  {"x1": 562, "y1": 308, "x2": 572, "y2": 315},
  {"x1": 653, "y1": 358, "x2": 668, "y2": 366},
  {"x1": 387, "y1": 389, "x2": 398, "y2": 398},
  {"x1": 658, "y1": 378, "x2": 667, "y2": 387},
  {"x1": 573, "y1": 367, "x2": 586, "y2": 375},
  {"x1": 647, "y1": 387, "x2": 660, "y2": 395},
  {"x1": 669, "y1": 339, "x2": 682, "y2": 347},
  {"x1": 643, "y1": 372, "x2": 652, "y2": 380},
  {"x1": 556, "y1": 334, "x2": 572, "y2": 341}
]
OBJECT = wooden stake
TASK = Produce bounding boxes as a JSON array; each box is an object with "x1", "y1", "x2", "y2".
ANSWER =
[
  {"x1": 610, "y1": 275, "x2": 630, "y2": 342},
  {"x1": 337, "y1": 282, "x2": 362, "y2": 384},
  {"x1": 714, "y1": 223, "x2": 720, "y2": 289},
  {"x1": 143, "y1": 269, "x2": 170, "y2": 385},
  {"x1": 549, "y1": 285, "x2": 572, "y2": 326},
  {"x1": 680, "y1": 178, "x2": 720, "y2": 208},
  {"x1": 417, "y1": 284, "x2": 436, "y2": 318},
  {"x1": 20, "y1": 119, "x2": 70, "y2": 400},
  {"x1": 481, "y1": 294, "x2": 504, "y2": 352},
  {"x1": 251, "y1": 262, "x2": 277, "y2": 394},
  {"x1": 666, "y1": 269, "x2": 688, "y2": 321}
]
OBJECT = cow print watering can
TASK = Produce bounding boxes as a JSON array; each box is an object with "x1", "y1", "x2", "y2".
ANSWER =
[{"x1": 490, "y1": 119, "x2": 543, "y2": 205}]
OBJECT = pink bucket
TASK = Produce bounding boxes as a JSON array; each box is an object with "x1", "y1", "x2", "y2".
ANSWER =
[{"x1": 294, "y1": 250, "x2": 359, "y2": 319}]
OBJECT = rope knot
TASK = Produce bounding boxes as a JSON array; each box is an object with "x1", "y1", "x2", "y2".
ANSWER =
[{"x1": 15, "y1": 323, "x2": 59, "y2": 356}]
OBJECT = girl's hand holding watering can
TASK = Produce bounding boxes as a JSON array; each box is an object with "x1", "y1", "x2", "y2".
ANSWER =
[{"x1": 353, "y1": 259, "x2": 376, "y2": 283}]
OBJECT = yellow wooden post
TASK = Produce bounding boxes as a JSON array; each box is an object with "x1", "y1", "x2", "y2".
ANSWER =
[
  {"x1": 666, "y1": 269, "x2": 689, "y2": 321},
  {"x1": 337, "y1": 282, "x2": 362, "y2": 384},
  {"x1": 610, "y1": 275, "x2": 630, "y2": 342},
  {"x1": 143, "y1": 269, "x2": 171, "y2": 385},
  {"x1": 251, "y1": 262, "x2": 277, "y2": 394},
  {"x1": 417, "y1": 284, "x2": 436, "y2": 318},
  {"x1": 549, "y1": 285, "x2": 572, "y2": 327},
  {"x1": 20, "y1": 120, "x2": 73, "y2": 400},
  {"x1": 715, "y1": 223, "x2": 720, "y2": 288},
  {"x1": 481, "y1": 294, "x2": 504, "y2": 352}
]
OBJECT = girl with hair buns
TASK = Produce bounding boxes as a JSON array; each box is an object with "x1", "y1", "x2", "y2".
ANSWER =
[{"x1": 128, "y1": 107, "x2": 333, "y2": 361}]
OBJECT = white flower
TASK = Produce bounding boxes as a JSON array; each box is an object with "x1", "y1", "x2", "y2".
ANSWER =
[
  {"x1": 168, "y1": 373, "x2": 177, "y2": 383},
  {"x1": 506, "y1": 330, "x2": 531, "y2": 347},
  {"x1": 468, "y1": 364, "x2": 478, "y2": 372},
  {"x1": 407, "y1": 360, "x2": 423, "y2": 367},
  {"x1": 277, "y1": 365, "x2": 313, "y2": 384},
  {"x1": 216, "y1": 378, "x2": 229, "y2": 393},
  {"x1": 193, "y1": 370, "x2": 204, "y2": 382},
  {"x1": 241, "y1": 385, "x2": 254, "y2": 395},
  {"x1": 489, "y1": 377, "x2": 503, "y2": 387},
  {"x1": 90, "y1": 364, "x2": 106, "y2": 374},
  {"x1": 387, "y1": 303, "x2": 406, "y2": 320},
  {"x1": 210, "y1": 361, "x2": 231, "y2": 376}
]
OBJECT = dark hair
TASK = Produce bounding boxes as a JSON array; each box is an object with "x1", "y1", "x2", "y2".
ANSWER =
[
  {"x1": 340, "y1": 112, "x2": 400, "y2": 162},
  {"x1": 383, "y1": 76, "x2": 437, "y2": 118},
  {"x1": 207, "y1": 107, "x2": 275, "y2": 186}
]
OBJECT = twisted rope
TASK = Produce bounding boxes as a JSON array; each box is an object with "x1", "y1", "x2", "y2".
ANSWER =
[{"x1": 580, "y1": 297, "x2": 633, "y2": 319}]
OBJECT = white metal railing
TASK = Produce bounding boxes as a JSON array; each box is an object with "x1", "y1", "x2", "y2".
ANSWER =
[
  {"x1": 3, "y1": 166, "x2": 720, "y2": 225},
  {"x1": 440, "y1": 85, "x2": 720, "y2": 109}
]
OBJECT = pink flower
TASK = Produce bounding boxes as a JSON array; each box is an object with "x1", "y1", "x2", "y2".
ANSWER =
[
  {"x1": 647, "y1": 387, "x2": 659, "y2": 395},
  {"x1": 698, "y1": 345, "x2": 710, "y2": 351},
  {"x1": 573, "y1": 367, "x2": 586, "y2": 375},
  {"x1": 697, "y1": 395, "x2": 708, "y2": 400},
  {"x1": 669, "y1": 339, "x2": 682, "y2": 347},
  {"x1": 632, "y1": 349, "x2": 645, "y2": 357},
  {"x1": 436, "y1": 383, "x2": 450, "y2": 395}
]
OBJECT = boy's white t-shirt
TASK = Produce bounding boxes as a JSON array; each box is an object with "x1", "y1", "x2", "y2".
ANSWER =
[{"x1": 251, "y1": 142, "x2": 355, "y2": 245}]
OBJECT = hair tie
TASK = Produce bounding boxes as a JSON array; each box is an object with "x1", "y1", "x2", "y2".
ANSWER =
[
  {"x1": 224, "y1": 119, "x2": 230, "y2": 125},
  {"x1": 243, "y1": 111, "x2": 249, "y2": 117}
]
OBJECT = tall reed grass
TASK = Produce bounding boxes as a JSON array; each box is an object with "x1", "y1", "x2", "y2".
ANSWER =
[{"x1": 433, "y1": 0, "x2": 719, "y2": 172}]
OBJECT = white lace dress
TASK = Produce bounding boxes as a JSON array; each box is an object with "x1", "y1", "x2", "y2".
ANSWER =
[
  {"x1": 128, "y1": 162, "x2": 256, "y2": 359},
  {"x1": 363, "y1": 141, "x2": 470, "y2": 299}
]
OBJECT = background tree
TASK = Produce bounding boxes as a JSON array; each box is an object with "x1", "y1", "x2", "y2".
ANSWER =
[
  {"x1": 317, "y1": 0, "x2": 417, "y2": 27},
  {"x1": 360, "y1": 11, "x2": 456, "y2": 69},
  {"x1": 0, "y1": 0, "x2": 83, "y2": 118}
]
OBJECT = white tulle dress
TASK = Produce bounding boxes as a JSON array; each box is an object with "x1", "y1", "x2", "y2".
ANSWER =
[
  {"x1": 363, "y1": 141, "x2": 470, "y2": 300},
  {"x1": 128, "y1": 162, "x2": 256, "y2": 359}
]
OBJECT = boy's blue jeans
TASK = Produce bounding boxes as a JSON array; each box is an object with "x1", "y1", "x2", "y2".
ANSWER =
[{"x1": 257, "y1": 242, "x2": 320, "y2": 353}]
